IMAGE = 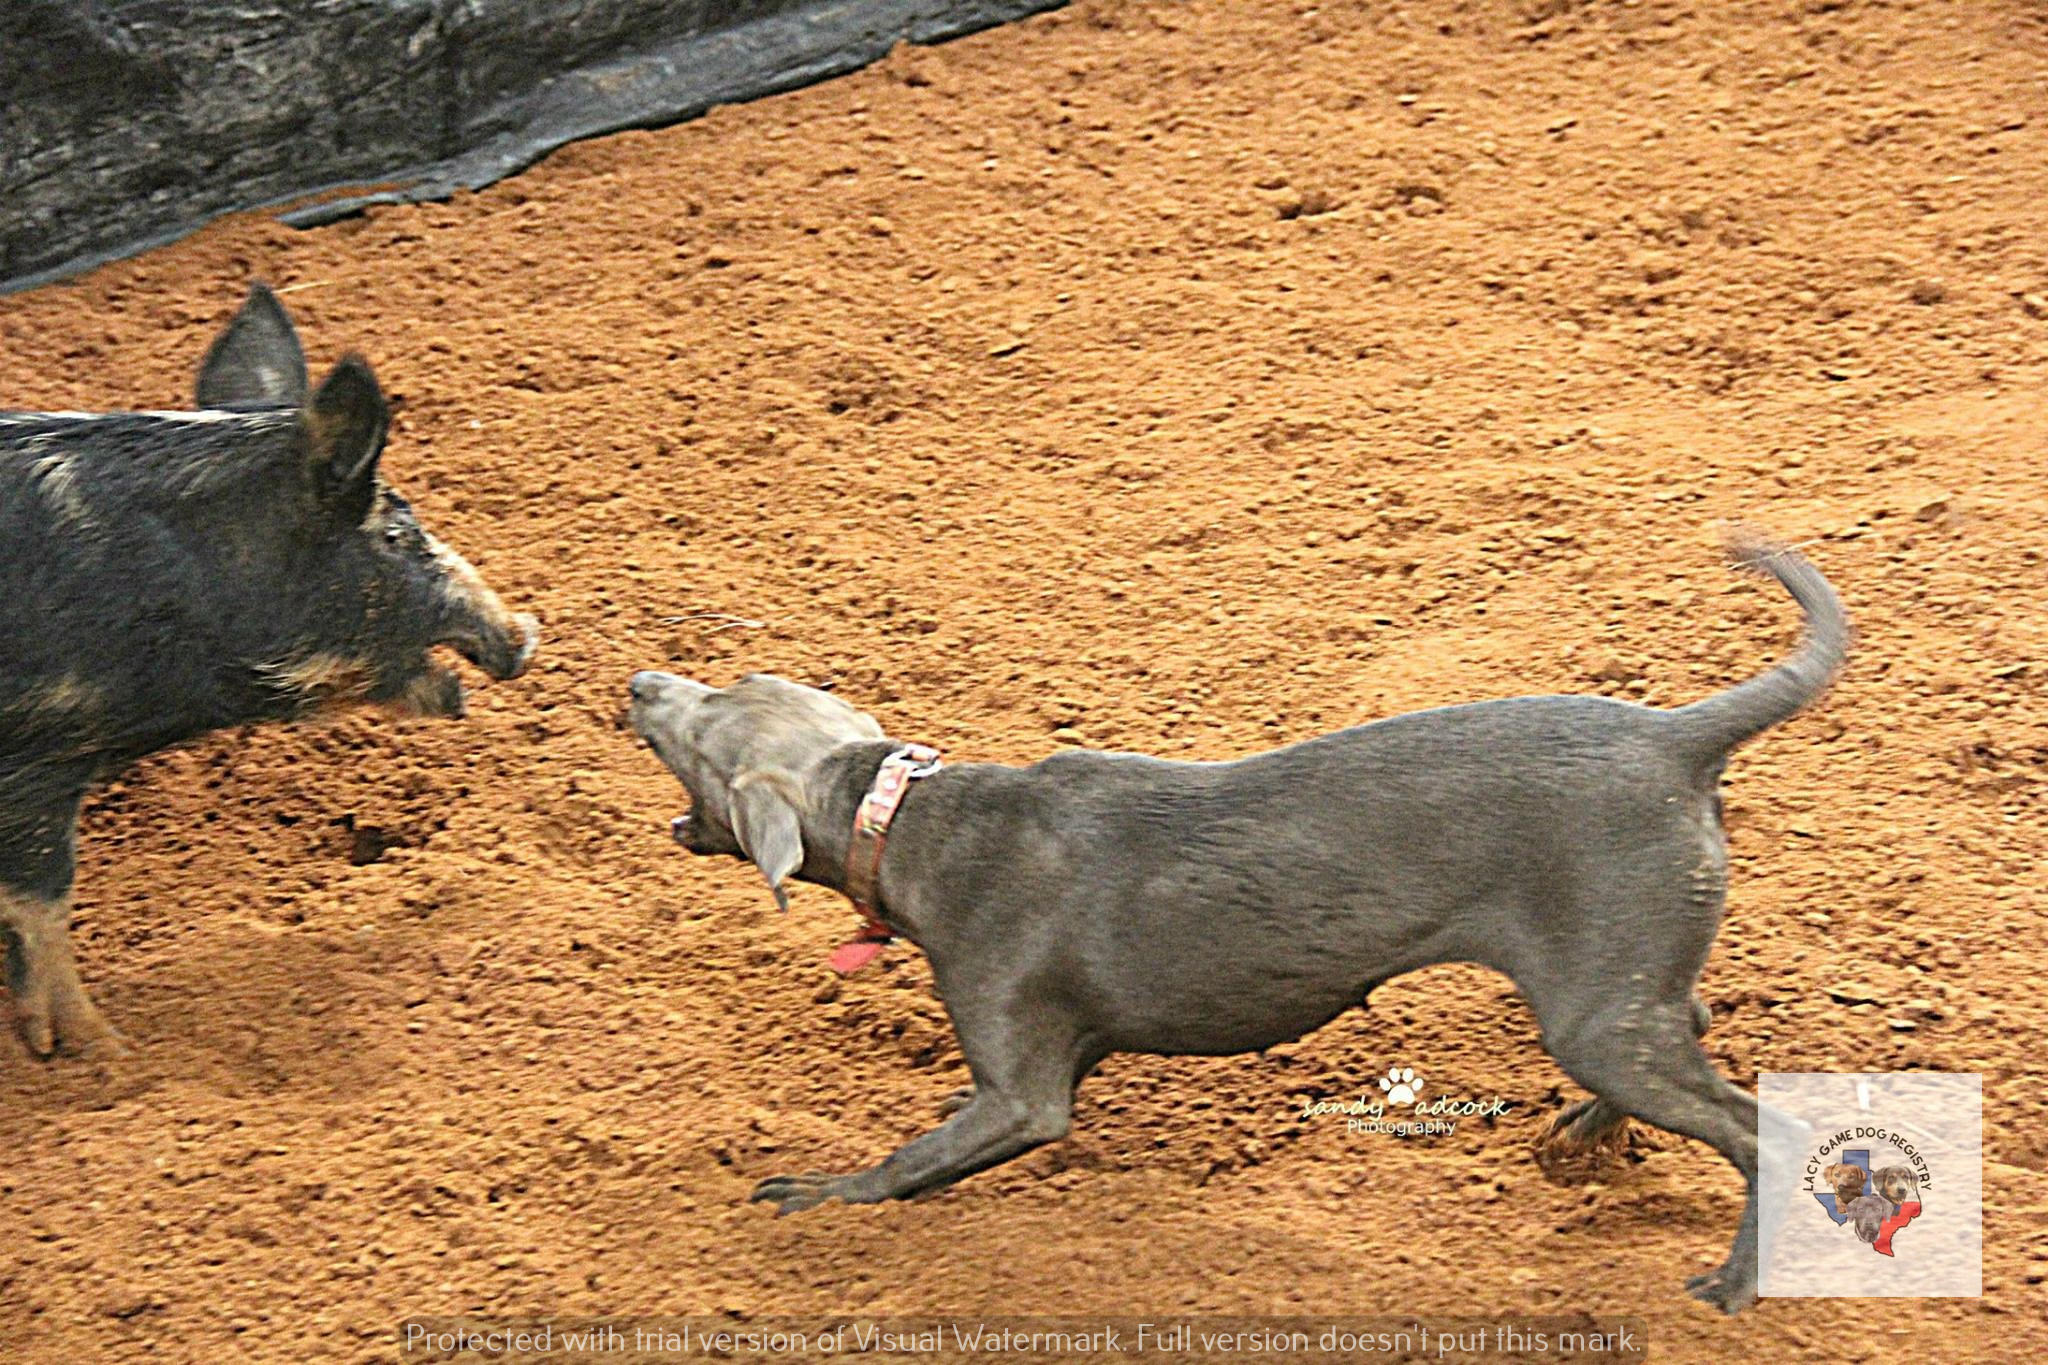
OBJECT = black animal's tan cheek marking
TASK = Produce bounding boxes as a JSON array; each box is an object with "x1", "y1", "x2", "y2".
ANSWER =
[{"x1": 251, "y1": 652, "x2": 376, "y2": 713}]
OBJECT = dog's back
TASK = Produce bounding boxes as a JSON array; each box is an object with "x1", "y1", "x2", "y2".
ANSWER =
[{"x1": 975, "y1": 697, "x2": 1713, "y2": 1050}]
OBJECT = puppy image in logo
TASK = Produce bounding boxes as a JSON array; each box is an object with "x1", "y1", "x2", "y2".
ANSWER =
[
  {"x1": 1814, "y1": 1151, "x2": 1925, "y2": 1258},
  {"x1": 1378, "y1": 1066, "x2": 1423, "y2": 1106}
]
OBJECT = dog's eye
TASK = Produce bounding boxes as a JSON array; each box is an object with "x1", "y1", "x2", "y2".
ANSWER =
[{"x1": 384, "y1": 525, "x2": 404, "y2": 545}]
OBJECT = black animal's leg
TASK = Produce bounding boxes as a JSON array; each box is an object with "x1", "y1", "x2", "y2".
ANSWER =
[
  {"x1": 1, "y1": 791, "x2": 122, "y2": 1058},
  {"x1": 1539, "y1": 996, "x2": 1764, "y2": 1314},
  {"x1": 1538, "y1": 994, "x2": 1710, "y2": 1167},
  {"x1": 751, "y1": 994, "x2": 1100, "y2": 1215},
  {"x1": 2, "y1": 888, "x2": 124, "y2": 1058}
]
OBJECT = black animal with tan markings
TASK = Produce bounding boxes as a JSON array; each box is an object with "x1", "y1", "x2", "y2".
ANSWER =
[{"x1": 0, "y1": 284, "x2": 537, "y2": 1058}]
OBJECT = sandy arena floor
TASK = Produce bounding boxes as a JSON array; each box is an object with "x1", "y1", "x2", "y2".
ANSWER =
[{"x1": 1, "y1": 0, "x2": 2044, "y2": 1360}]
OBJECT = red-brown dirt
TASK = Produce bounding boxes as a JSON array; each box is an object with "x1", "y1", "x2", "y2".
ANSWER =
[{"x1": 2, "y1": 1, "x2": 2044, "y2": 1360}]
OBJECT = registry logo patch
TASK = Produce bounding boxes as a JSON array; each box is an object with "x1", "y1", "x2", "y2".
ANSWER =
[{"x1": 1760, "y1": 1072, "x2": 1981, "y2": 1298}]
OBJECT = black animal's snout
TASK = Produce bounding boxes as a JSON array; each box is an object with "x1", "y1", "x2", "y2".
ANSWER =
[
  {"x1": 481, "y1": 612, "x2": 540, "y2": 680},
  {"x1": 442, "y1": 609, "x2": 539, "y2": 681}
]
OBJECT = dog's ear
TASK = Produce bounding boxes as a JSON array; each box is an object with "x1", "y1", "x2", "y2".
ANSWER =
[{"x1": 731, "y1": 771, "x2": 804, "y2": 911}]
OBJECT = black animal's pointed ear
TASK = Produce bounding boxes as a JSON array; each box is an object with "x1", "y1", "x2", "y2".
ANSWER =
[
  {"x1": 196, "y1": 284, "x2": 308, "y2": 408},
  {"x1": 304, "y1": 355, "x2": 388, "y2": 516},
  {"x1": 731, "y1": 772, "x2": 805, "y2": 911}
]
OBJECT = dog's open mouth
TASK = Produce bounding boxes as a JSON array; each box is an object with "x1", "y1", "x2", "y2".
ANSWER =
[{"x1": 669, "y1": 808, "x2": 741, "y2": 857}]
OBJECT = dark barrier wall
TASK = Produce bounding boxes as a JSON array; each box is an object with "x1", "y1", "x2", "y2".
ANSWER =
[{"x1": 0, "y1": 0, "x2": 1064, "y2": 293}]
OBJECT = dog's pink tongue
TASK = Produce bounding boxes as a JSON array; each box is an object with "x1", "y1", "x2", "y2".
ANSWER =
[{"x1": 829, "y1": 940, "x2": 886, "y2": 974}]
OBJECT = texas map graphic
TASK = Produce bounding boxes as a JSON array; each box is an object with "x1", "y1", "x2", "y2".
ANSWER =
[{"x1": 1814, "y1": 1149, "x2": 1922, "y2": 1257}]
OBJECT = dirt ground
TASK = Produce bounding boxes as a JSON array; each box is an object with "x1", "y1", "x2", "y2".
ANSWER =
[{"x1": 2, "y1": 0, "x2": 2045, "y2": 1360}]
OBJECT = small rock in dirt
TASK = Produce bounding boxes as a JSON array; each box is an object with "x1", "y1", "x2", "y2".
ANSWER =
[
  {"x1": 1589, "y1": 655, "x2": 1638, "y2": 685},
  {"x1": 1636, "y1": 254, "x2": 1682, "y2": 285},
  {"x1": 1909, "y1": 278, "x2": 1947, "y2": 305},
  {"x1": 1277, "y1": 188, "x2": 1340, "y2": 219},
  {"x1": 98, "y1": 1290, "x2": 155, "y2": 1319}
]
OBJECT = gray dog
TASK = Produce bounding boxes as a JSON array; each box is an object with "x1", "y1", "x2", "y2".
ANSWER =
[
  {"x1": 629, "y1": 534, "x2": 1847, "y2": 1314},
  {"x1": 1844, "y1": 1193, "x2": 1896, "y2": 1244}
]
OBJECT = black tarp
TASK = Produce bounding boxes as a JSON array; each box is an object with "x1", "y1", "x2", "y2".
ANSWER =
[{"x1": 0, "y1": 0, "x2": 1064, "y2": 293}]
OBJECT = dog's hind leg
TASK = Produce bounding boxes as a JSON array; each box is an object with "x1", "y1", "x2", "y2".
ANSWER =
[
  {"x1": 1536, "y1": 994, "x2": 1709, "y2": 1175},
  {"x1": 751, "y1": 998, "x2": 1101, "y2": 1215},
  {"x1": 1538, "y1": 995, "x2": 1769, "y2": 1313}
]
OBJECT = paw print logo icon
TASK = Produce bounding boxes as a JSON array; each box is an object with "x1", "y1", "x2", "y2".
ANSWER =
[{"x1": 1379, "y1": 1066, "x2": 1424, "y2": 1106}]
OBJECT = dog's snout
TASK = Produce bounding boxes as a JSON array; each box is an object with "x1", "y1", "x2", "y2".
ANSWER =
[{"x1": 630, "y1": 670, "x2": 712, "y2": 707}]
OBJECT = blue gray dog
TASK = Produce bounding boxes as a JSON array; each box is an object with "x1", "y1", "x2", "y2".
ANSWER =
[{"x1": 630, "y1": 533, "x2": 1848, "y2": 1314}]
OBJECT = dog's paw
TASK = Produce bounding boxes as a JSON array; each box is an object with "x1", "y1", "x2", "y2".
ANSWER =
[
  {"x1": 749, "y1": 1172, "x2": 845, "y2": 1216},
  {"x1": 1377, "y1": 1066, "x2": 1423, "y2": 1106},
  {"x1": 1686, "y1": 1264, "x2": 1756, "y2": 1315}
]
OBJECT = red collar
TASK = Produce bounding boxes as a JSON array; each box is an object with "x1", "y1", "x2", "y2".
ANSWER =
[{"x1": 830, "y1": 743, "x2": 941, "y2": 974}]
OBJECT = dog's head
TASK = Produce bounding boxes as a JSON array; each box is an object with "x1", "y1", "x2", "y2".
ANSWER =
[
  {"x1": 1872, "y1": 1165, "x2": 1916, "y2": 1204},
  {"x1": 1844, "y1": 1193, "x2": 1894, "y2": 1244},
  {"x1": 1822, "y1": 1163, "x2": 1868, "y2": 1203},
  {"x1": 628, "y1": 671, "x2": 883, "y2": 908}
]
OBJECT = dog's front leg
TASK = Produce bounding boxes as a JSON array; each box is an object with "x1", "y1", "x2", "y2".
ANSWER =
[
  {"x1": 750, "y1": 1087, "x2": 1072, "y2": 1215},
  {"x1": 752, "y1": 991, "x2": 1095, "y2": 1216}
]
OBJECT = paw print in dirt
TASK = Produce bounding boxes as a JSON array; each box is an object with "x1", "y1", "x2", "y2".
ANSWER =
[{"x1": 1379, "y1": 1066, "x2": 1423, "y2": 1105}]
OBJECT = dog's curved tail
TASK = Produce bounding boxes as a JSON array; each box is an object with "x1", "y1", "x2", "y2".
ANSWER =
[{"x1": 1669, "y1": 530, "x2": 1851, "y2": 758}]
